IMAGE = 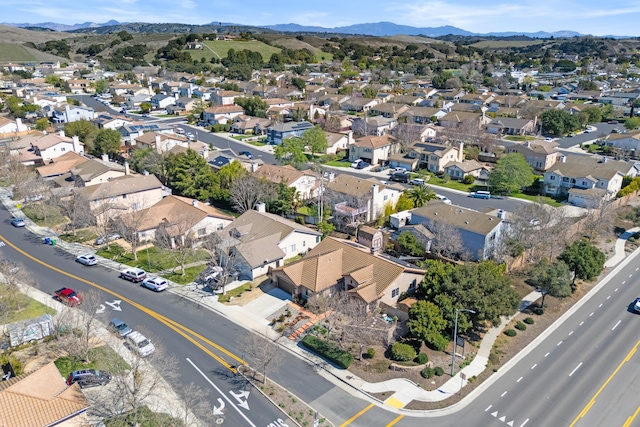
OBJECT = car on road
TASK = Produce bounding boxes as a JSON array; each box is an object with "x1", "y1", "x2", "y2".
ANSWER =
[
  {"x1": 469, "y1": 190, "x2": 491, "y2": 199},
  {"x1": 120, "y1": 267, "x2": 147, "y2": 283},
  {"x1": 238, "y1": 150, "x2": 253, "y2": 159},
  {"x1": 141, "y1": 277, "x2": 168, "y2": 292},
  {"x1": 584, "y1": 126, "x2": 597, "y2": 133},
  {"x1": 633, "y1": 298, "x2": 640, "y2": 313},
  {"x1": 54, "y1": 287, "x2": 82, "y2": 306},
  {"x1": 10, "y1": 218, "x2": 25, "y2": 227},
  {"x1": 76, "y1": 254, "x2": 98, "y2": 266},
  {"x1": 67, "y1": 369, "x2": 111, "y2": 389},
  {"x1": 351, "y1": 159, "x2": 365, "y2": 168},
  {"x1": 435, "y1": 194, "x2": 452, "y2": 204},
  {"x1": 186, "y1": 132, "x2": 195, "y2": 140},
  {"x1": 95, "y1": 233, "x2": 121, "y2": 245},
  {"x1": 544, "y1": 137, "x2": 554, "y2": 142},
  {"x1": 109, "y1": 318, "x2": 133, "y2": 338},
  {"x1": 125, "y1": 331, "x2": 155, "y2": 357},
  {"x1": 390, "y1": 172, "x2": 410, "y2": 183},
  {"x1": 176, "y1": 127, "x2": 185, "y2": 134},
  {"x1": 410, "y1": 178, "x2": 425, "y2": 186}
]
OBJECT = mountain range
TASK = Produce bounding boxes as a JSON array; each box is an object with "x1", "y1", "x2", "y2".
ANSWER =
[{"x1": 0, "y1": 19, "x2": 595, "y2": 38}]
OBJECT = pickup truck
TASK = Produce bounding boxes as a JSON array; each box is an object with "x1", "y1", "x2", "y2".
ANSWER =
[{"x1": 54, "y1": 287, "x2": 82, "y2": 306}]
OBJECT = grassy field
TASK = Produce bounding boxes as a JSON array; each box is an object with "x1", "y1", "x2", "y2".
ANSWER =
[
  {"x1": 97, "y1": 245, "x2": 210, "y2": 273},
  {"x1": 1, "y1": 286, "x2": 56, "y2": 323},
  {"x1": 54, "y1": 346, "x2": 130, "y2": 377},
  {"x1": 0, "y1": 43, "x2": 38, "y2": 62},
  {"x1": 470, "y1": 40, "x2": 545, "y2": 49},
  {"x1": 188, "y1": 39, "x2": 282, "y2": 62}
]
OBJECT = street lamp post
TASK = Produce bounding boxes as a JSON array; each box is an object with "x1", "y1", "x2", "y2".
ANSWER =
[{"x1": 451, "y1": 308, "x2": 476, "y2": 377}]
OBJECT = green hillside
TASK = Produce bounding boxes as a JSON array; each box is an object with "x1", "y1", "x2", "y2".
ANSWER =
[
  {"x1": 190, "y1": 40, "x2": 282, "y2": 62},
  {"x1": 0, "y1": 43, "x2": 38, "y2": 62}
]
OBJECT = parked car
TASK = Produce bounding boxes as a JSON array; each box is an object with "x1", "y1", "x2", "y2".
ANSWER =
[
  {"x1": 76, "y1": 254, "x2": 98, "y2": 266},
  {"x1": 109, "y1": 318, "x2": 133, "y2": 338},
  {"x1": 469, "y1": 190, "x2": 491, "y2": 199},
  {"x1": 238, "y1": 150, "x2": 253, "y2": 159},
  {"x1": 351, "y1": 159, "x2": 364, "y2": 168},
  {"x1": 95, "y1": 233, "x2": 121, "y2": 245},
  {"x1": 120, "y1": 267, "x2": 147, "y2": 283},
  {"x1": 410, "y1": 178, "x2": 425, "y2": 186},
  {"x1": 141, "y1": 277, "x2": 168, "y2": 292},
  {"x1": 390, "y1": 172, "x2": 410, "y2": 183},
  {"x1": 54, "y1": 287, "x2": 82, "y2": 306},
  {"x1": 66, "y1": 369, "x2": 111, "y2": 389},
  {"x1": 390, "y1": 167, "x2": 408, "y2": 174},
  {"x1": 125, "y1": 331, "x2": 155, "y2": 357},
  {"x1": 186, "y1": 132, "x2": 195, "y2": 140},
  {"x1": 176, "y1": 127, "x2": 185, "y2": 134},
  {"x1": 435, "y1": 194, "x2": 452, "y2": 204},
  {"x1": 356, "y1": 161, "x2": 371, "y2": 169},
  {"x1": 10, "y1": 218, "x2": 25, "y2": 227}
]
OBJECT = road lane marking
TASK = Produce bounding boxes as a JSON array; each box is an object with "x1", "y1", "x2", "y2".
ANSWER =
[
  {"x1": 569, "y1": 340, "x2": 640, "y2": 426},
  {"x1": 580, "y1": 321, "x2": 584, "y2": 325},
  {"x1": 531, "y1": 364, "x2": 537, "y2": 369},
  {"x1": 607, "y1": 295, "x2": 611, "y2": 300},
  {"x1": 545, "y1": 352, "x2": 550, "y2": 357},
  {"x1": 623, "y1": 281, "x2": 626, "y2": 284},
  {"x1": 501, "y1": 391, "x2": 507, "y2": 397},
  {"x1": 385, "y1": 415, "x2": 404, "y2": 426},
  {"x1": 186, "y1": 358, "x2": 257, "y2": 427},
  {"x1": 599, "y1": 303, "x2": 603, "y2": 308},
  {"x1": 590, "y1": 312, "x2": 594, "y2": 317},
  {"x1": 520, "y1": 419, "x2": 529, "y2": 427},
  {"x1": 517, "y1": 376, "x2": 523, "y2": 382},
  {"x1": 0, "y1": 234, "x2": 244, "y2": 372},
  {"x1": 339, "y1": 403, "x2": 374, "y2": 426},
  {"x1": 616, "y1": 288, "x2": 619, "y2": 291},
  {"x1": 557, "y1": 341, "x2": 563, "y2": 346},
  {"x1": 612, "y1": 320, "x2": 621, "y2": 330},
  {"x1": 569, "y1": 331, "x2": 574, "y2": 336},
  {"x1": 569, "y1": 362, "x2": 583, "y2": 377},
  {"x1": 623, "y1": 404, "x2": 640, "y2": 427},
  {"x1": 485, "y1": 405, "x2": 492, "y2": 411}
]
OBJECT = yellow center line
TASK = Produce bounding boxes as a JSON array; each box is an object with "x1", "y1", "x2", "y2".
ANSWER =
[
  {"x1": 339, "y1": 403, "x2": 374, "y2": 427},
  {"x1": 570, "y1": 339, "x2": 640, "y2": 427},
  {"x1": 623, "y1": 404, "x2": 640, "y2": 427},
  {"x1": 0, "y1": 234, "x2": 243, "y2": 371},
  {"x1": 385, "y1": 414, "x2": 404, "y2": 426}
]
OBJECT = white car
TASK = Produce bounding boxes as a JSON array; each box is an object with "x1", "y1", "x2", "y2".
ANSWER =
[
  {"x1": 410, "y1": 178, "x2": 425, "y2": 186},
  {"x1": 141, "y1": 277, "x2": 168, "y2": 292},
  {"x1": 120, "y1": 267, "x2": 147, "y2": 283},
  {"x1": 125, "y1": 331, "x2": 155, "y2": 357},
  {"x1": 634, "y1": 298, "x2": 640, "y2": 313},
  {"x1": 76, "y1": 254, "x2": 98, "y2": 266},
  {"x1": 435, "y1": 194, "x2": 452, "y2": 204},
  {"x1": 351, "y1": 159, "x2": 364, "y2": 168}
]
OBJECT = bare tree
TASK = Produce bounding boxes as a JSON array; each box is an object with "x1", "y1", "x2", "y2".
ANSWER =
[
  {"x1": 394, "y1": 123, "x2": 423, "y2": 152},
  {"x1": 68, "y1": 290, "x2": 103, "y2": 363},
  {"x1": 60, "y1": 191, "x2": 95, "y2": 236},
  {"x1": 170, "y1": 382, "x2": 214, "y2": 427},
  {"x1": 426, "y1": 219, "x2": 468, "y2": 260},
  {"x1": 198, "y1": 231, "x2": 241, "y2": 295},
  {"x1": 0, "y1": 260, "x2": 32, "y2": 323},
  {"x1": 579, "y1": 199, "x2": 616, "y2": 242},
  {"x1": 230, "y1": 175, "x2": 276, "y2": 213},
  {"x1": 0, "y1": 145, "x2": 34, "y2": 188},
  {"x1": 238, "y1": 330, "x2": 283, "y2": 382},
  {"x1": 113, "y1": 203, "x2": 151, "y2": 261},
  {"x1": 154, "y1": 209, "x2": 201, "y2": 276},
  {"x1": 90, "y1": 187, "x2": 121, "y2": 246}
]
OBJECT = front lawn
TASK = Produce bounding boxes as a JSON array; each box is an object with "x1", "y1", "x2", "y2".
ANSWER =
[
  {"x1": 96, "y1": 245, "x2": 210, "y2": 273},
  {"x1": 1, "y1": 284, "x2": 56, "y2": 323},
  {"x1": 503, "y1": 135, "x2": 536, "y2": 142},
  {"x1": 55, "y1": 345, "x2": 130, "y2": 377},
  {"x1": 164, "y1": 264, "x2": 208, "y2": 285},
  {"x1": 59, "y1": 229, "x2": 97, "y2": 243},
  {"x1": 246, "y1": 139, "x2": 268, "y2": 146},
  {"x1": 21, "y1": 203, "x2": 66, "y2": 228},
  {"x1": 218, "y1": 283, "x2": 253, "y2": 303},
  {"x1": 324, "y1": 160, "x2": 352, "y2": 168}
]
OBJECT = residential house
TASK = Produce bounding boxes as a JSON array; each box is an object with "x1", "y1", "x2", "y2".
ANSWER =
[
  {"x1": 348, "y1": 134, "x2": 400, "y2": 165},
  {"x1": 438, "y1": 111, "x2": 492, "y2": 129},
  {"x1": 369, "y1": 103, "x2": 410, "y2": 119},
  {"x1": 351, "y1": 116, "x2": 397, "y2": 136},
  {"x1": 486, "y1": 117, "x2": 536, "y2": 135},
  {"x1": 18, "y1": 131, "x2": 84, "y2": 166},
  {"x1": 356, "y1": 225, "x2": 384, "y2": 252},
  {"x1": 341, "y1": 97, "x2": 378, "y2": 113},
  {"x1": 399, "y1": 106, "x2": 442, "y2": 124},
  {"x1": 207, "y1": 149, "x2": 264, "y2": 172},
  {"x1": 134, "y1": 132, "x2": 190, "y2": 153},
  {"x1": 149, "y1": 94, "x2": 176, "y2": 110},
  {"x1": 119, "y1": 122, "x2": 174, "y2": 147},
  {"x1": 325, "y1": 174, "x2": 402, "y2": 224},
  {"x1": 211, "y1": 90, "x2": 244, "y2": 105},
  {"x1": 0, "y1": 117, "x2": 29, "y2": 136},
  {"x1": 203, "y1": 105, "x2": 245, "y2": 125},
  {"x1": 459, "y1": 92, "x2": 495, "y2": 105},
  {"x1": 390, "y1": 95, "x2": 424, "y2": 106},
  {"x1": 167, "y1": 97, "x2": 199, "y2": 115},
  {"x1": 69, "y1": 156, "x2": 128, "y2": 186},
  {"x1": 64, "y1": 79, "x2": 91, "y2": 93},
  {"x1": 78, "y1": 174, "x2": 165, "y2": 225},
  {"x1": 0, "y1": 362, "x2": 91, "y2": 427},
  {"x1": 604, "y1": 130, "x2": 640, "y2": 153},
  {"x1": 443, "y1": 159, "x2": 491, "y2": 181},
  {"x1": 36, "y1": 151, "x2": 89, "y2": 179},
  {"x1": 504, "y1": 140, "x2": 560, "y2": 172},
  {"x1": 409, "y1": 201, "x2": 506, "y2": 260},
  {"x1": 543, "y1": 155, "x2": 638, "y2": 207},
  {"x1": 406, "y1": 141, "x2": 463, "y2": 173},
  {"x1": 221, "y1": 208, "x2": 322, "y2": 280},
  {"x1": 136, "y1": 195, "x2": 233, "y2": 243},
  {"x1": 230, "y1": 116, "x2": 272, "y2": 135},
  {"x1": 51, "y1": 104, "x2": 96, "y2": 124},
  {"x1": 269, "y1": 237, "x2": 424, "y2": 312},
  {"x1": 253, "y1": 164, "x2": 318, "y2": 200},
  {"x1": 267, "y1": 121, "x2": 314, "y2": 145},
  {"x1": 93, "y1": 114, "x2": 133, "y2": 130},
  {"x1": 325, "y1": 131, "x2": 354, "y2": 155}
]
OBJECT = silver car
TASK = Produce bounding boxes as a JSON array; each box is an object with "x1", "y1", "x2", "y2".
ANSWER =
[
  {"x1": 76, "y1": 254, "x2": 98, "y2": 266},
  {"x1": 141, "y1": 277, "x2": 168, "y2": 292}
]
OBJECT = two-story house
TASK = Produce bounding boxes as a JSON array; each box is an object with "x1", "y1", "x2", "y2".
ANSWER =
[
  {"x1": 69, "y1": 156, "x2": 128, "y2": 186},
  {"x1": 18, "y1": 131, "x2": 84, "y2": 166},
  {"x1": 348, "y1": 134, "x2": 400, "y2": 165},
  {"x1": 486, "y1": 118, "x2": 536, "y2": 135},
  {"x1": 504, "y1": 140, "x2": 559, "y2": 172},
  {"x1": 406, "y1": 141, "x2": 463, "y2": 173},
  {"x1": 202, "y1": 105, "x2": 245, "y2": 125},
  {"x1": 266, "y1": 121, "x2": 315, "y2": 145},
  {"x1": 211, "y1": 90, "x2": 244, "y2": 105},
  {"x1": 543, "y1": 155, "x2": 638, "y2": 207},
  {"x1": 0, "y1": 117, "x2": 28, "y2": 136},
  {"x1": 51, "y1": 104, "x2": 96, "y2": 124},
  {"x1": 341, "y1": 97, "x2": 379, "y2": 113},
  {"x1": 252, "y1": 164, "x2": 318, "y2": 200},
  {"x1": 221, "y1": 207, "x2": 322, "y2": 280},
  {"x1": 150, "y1": 94, "x2": 176, "y2": 110}
]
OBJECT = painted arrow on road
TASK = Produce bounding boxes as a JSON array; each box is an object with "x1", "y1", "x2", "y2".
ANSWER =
[
  {"x1": 230, "y1": 390, "x2": 250, "y2": 410},
  {"x1": 213, "y1": 398, "x2": 225, "y2": 415},
  {"x1": 96, "y1": 304, "x2": 106, "y2": 314},
  {"x1": 105, "y1": 300, "x2": 122, "y2": 311}
]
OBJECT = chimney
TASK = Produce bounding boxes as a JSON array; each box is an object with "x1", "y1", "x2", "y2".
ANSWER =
[
  {"x1": 250, "y1": 162, "x2": 259, "y2": 172},
  {"x1": 59, "y1": 129, "x2": 66, "y2": 138},
  {"x1": 560, "y1": 155, "x2": 567, "y2": 163},
  {"x1": 192, "y1": 199, "x2": 198, "y2": 207},
  {"x1": 124, "y1": 161, "x2": 130, "y2": 175},
  {"x1": 458, "y1": 142, "x2": 464, "y2": 162},
  {"x1": 497, "y1": 209, "x2": 505, "y2": 219},
  {"x1": 602, "y1": 156, "x2": 608, "y2": 163},
  {"x1": 101, "y1": 153, "x2": 109, "y2": 162},
  {"x1": 16, "y1": 118, "x2": 23, "y2": 130},
  {"x1": 155, "y1": 134, "x2": 162, "y2": 147},
  {"x1": 255, "y1": 202, "x2": 266, "y2": 213},
  {"x1": 72, "y1": 135, "x2": 82, "y2": 154}
]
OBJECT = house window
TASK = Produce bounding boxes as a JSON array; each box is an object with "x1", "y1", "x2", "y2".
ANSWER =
[
  {"x1": 409, "y1": 279, "x2": 417, "y2": 290},
  {"x1": 316, "y1": 236, "x2": 320, "y2": 243},
  {"x1": 303, "y1": 241, "x2": 306, "y2": 247},
  {"x1": 197, "y1": 228, "x2": 206, "y2": 236},
  {"x1": 61, "y1": 147, "x2": 65, "y2": 151},
  {"x1": 391, "y1": 288, "x2": 400, "y2": 298},
  {"x1": 290, "y1": 244, "x2": 296, "y2": 253},
  {"x1": 384, "y1": 195, "x2": 388, "y2": 201},
  {"x1": 122, "y1": 194, "x2": 127, "y2": 199},
  {"x1": 132, "y1": 202, "x2": 140, "y2": 210},
  {"x1": 216, "y1": 223, "x2": 224, "y2": 230}
]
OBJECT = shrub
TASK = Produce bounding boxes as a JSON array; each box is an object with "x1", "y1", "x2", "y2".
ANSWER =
[
  {"x1": 533, "y1": 307, "x2": 544, "y2": 315},
  {"x1": 462, "y1": 174, "x2": 475, "y2": 185},
  {"x1": 504, "y1": 329, "x2": 517, "y2": 337},
  {"x1": 415, "y1": 352, "x2": 428, "y2": 364},
  {"x1": 428, "y1": 334, "x2": 449, "y2": 352},
  {"x1": 515, "y1": 321, "x2": 527, "y2": 331},
  {"x1": 390, "y1": 342, "x2": 417, "y2": 362},
  {"x1": 421, "y1": 367, "x2": 434, "y2": 379},
  {"x1": 434, "y1": 366, "x2": 444, "y2": 376},
  {"x1": 523, "y1": 317, "x2": 535, "y2": 325},
  {"x1": 366, "y1": 348, "x2": 375, "y2": 359},
  {"x1": 301, "y1": 335, "x2": 354, "y2": 369}
]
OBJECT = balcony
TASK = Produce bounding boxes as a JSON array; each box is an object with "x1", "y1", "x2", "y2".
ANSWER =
[{"x1": 334, "y1": 201, "x2": 369, "y2": 216}]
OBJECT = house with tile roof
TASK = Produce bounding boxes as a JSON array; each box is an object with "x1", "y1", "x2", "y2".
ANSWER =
[
  {"x1": 17, "y1": 130, "x2": 84, "y2": 166},
  {"x1": 36, "y1": 151, "x2": 89, "y2": 179},
  {"x1": 348, "y1": 134, "x2": 400, "y2": 165},
  {"x1": 604, "y1": 129, "x2": 640, "y2": 153},
  {"x1": 253, "y1": 164, "x2": 319, "y2": 200},
  {"x1": 202, "y1": 105, "x2": 245, "y2": 125},
  {"x1": 266, "y1": 121, "x2": 315, "y2": 145},
  {"x1": 269, "y1": 237, "x2": 424, "y2": 311},
  {"x1": 135, "y1": 195, "x2": 233, "y2": 243},
  {"x1": 542, "y1": 155, "x2": 638, "y2": 207},
  {"x1": 398, "y1": 106, "x2": 443, "y2": 124},
  {"x1": 504, "y1": 140, "x2": 560, "y2": 172},
  {"x1": 443, "y1": 159, "x2": 491, "y2": 181},
  {"x1": 69, "y1": 156, "x2": 128, "y2": 186},
  {"x1": 93, "y1": 114, "x2": 133, "y2": 130},
  {"x1": 211, "y1": 90, "x2": 245, "y2": 105},
  {"x1": 409, "y1": 201, "x2": 506, "y2": 260},
  {"x1": 486, "y1": 117, "x2": 536, "y2": 135},
  {"x1": 0, "y1": 361, "x2": 90, "y2": 427},
  {"x1": 221, "y1": 208, "x2": 322, "y2": 279},
  {"x1": 134, "y1": 131, "x2": 190, "y2": 153},
  {"x1": 324, "y1": 131, "x2": 353, "y2": 155},
  {"x1": 406, "y1": 141, "x2": 463, "y2": 173},
  {"x1": 0, "y1": 117, "x2": 29, "y2": 136}
]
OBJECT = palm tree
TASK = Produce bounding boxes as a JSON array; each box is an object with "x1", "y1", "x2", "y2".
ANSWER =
[{"x1": 406, "y1": 185, "x2": 436, "y2": 208}]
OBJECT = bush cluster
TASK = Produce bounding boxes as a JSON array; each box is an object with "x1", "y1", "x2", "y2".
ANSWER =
[
  {"x1": 301, "y1": 335, "x2": 354, "y2": 369},
  {"x1": 434, "y1": 366, "x2": 444, "y2": 376},
  {"x1": 421, "y1": 367, "x2": 434, "y2": 378},
  {"x1": 390, "y1": 342, "x2": 417, "y2": 362},
  {"x1": 365, "y1": 348, "x2": 375, "y2": 359},
  {"x1": 515, "y1": 321, "x2": 527, "y2": 331},
  {"x1": 504, "y1": 329, "x2": 517, "y2": 337},
  {"x1": 415, "y1": 352, "x2": 428, "y2": 364},
  {"x1": 523, "y1": 317, "x2": 535, "y2": 325}
]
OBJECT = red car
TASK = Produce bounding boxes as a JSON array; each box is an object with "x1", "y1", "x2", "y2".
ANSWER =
[{"x1": 54, "y1": 287, "x2": 82, "y2": 306}]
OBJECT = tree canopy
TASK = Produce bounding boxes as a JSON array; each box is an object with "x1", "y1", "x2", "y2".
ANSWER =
[
  {"x1": 528, "y1": 258, "x2": 572, "y2": 307},
  {"x1": 167, "y1": 149, "x2": 218, "y2": 201},
  {"x1": 408, "y1": 301, "x2": 448, "y2": 350},
  {"x1": 274, "y1": 137, "x2": 308, "y2": 168},
  {"x1": 93, "y1": 129, "x2": 122, "y2": 156},
  {"x1": 488, "y1": 153, "x2": 535, "y2": 195},
  {"x1": 558, "y1": 239, "x2": 605, "y2": 284},
  {"x1": 235, "y1": 95, "x2": 269, "y2": 117},
  {"x1": 541, "y1": 109, "x2": 581, "y2": 135}
]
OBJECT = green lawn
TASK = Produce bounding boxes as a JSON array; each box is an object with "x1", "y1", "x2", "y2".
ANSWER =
[
  {"x1": 218, "y1": 283, "x2": 253, "y2": 303},
  {"x1": 21, "y1": 204, "x2": 66, "y2": 228},
  {"x1": 164, "y1": 264, "x2": 208, "y2": 285},
  {"x1": 504, "y1": 135, "x2": 536, "y2": 142},
  {"x1": 325, "y1": 160, "x2": 352, "y2": 168},
  {"x1": 232, "y1": 135, "x2": 252, "y2": 141},
  {"x1": 55, "y1": 346, "x2": 130, "y2": 377},
  {"x1": 96, "y1": 245, "x2": 210, "y2": 273},
  {"x1": 1, "y1": 286, "x2": 56, "y2": 323},
  {"x1": 190, "y1": 40, "x2": 282, "y2": 62},
  {"x1": 0, "y1": 43, "x2": 38, "y2": 61},
  {"x1": 246, "y1": 139, "x2": 268, "y2": 146},
  {"x1": 59, "y1": 229, "x2": 97, "y2": 243}
]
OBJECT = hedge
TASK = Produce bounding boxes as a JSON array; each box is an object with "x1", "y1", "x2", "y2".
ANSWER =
[{"x1": 301, "y1": 335, "x2": 354, "y2": 369}]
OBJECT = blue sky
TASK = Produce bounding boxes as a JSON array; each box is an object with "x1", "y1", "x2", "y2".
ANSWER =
[{"x1": 2, "y1": 0, "x2": 640, "y2": 36}]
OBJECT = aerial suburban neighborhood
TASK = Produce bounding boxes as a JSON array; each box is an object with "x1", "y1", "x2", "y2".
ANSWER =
[{"x1": 2, "y1": 11, "x2": 640, "y2": 427}]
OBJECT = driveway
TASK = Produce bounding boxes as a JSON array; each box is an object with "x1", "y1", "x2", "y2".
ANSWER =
[{"x1": 243, "y1": 286, "x2": 292, "y2": 319}]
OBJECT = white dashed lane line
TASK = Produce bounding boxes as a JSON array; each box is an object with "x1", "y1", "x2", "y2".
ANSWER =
[
  {"x1": 501, "y1": 391, "x2": 508, "y2": 397},
  {"x1": 580, "y1": 321, "x2": 584, "y2": 325},
  {"x1": 485, "y1": 405, "x2": 492, "y2": 412},
  {"x1": 613, "y1": 320, "x2": 621, "y2": 331},
  {"x1": 557, "y1": 341, "x2": 563, "y2": 346},
  {"x1": 569, "y1": 362, "x2": 583, "y2": 377},
  {"x1": 531, "y1": 364, "x2": 537, "y2": 370},
  {"x1": 517, "y1": 376, "x2": 523, "y2": 383},
  {"x1": 545, "y1": 352, "x2": 550, "y2": 357}
]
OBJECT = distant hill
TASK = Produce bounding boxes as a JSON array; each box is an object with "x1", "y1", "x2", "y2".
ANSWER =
[{"x1": 1, "y1": 20, "x2": 122, "y2": 32}]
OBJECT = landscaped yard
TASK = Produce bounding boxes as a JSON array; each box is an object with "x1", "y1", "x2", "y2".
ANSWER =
[
  {"x1": 21, "y1": 203, "x2": 66, "y2": 228},
  {"x1": 503, "y1": 135, "x2": 536, "y2": 142},
  {"x1": 1, "y1": 285, "x2": 56, "y2": 323},
  {"x1": 96, "y1": 245, "x2": 210, "y2": 273},
  {"x1": 164, "y1": 264, "x2": 209, "y2": 285},
  {"x1": 246, "y1": 139, "x2": 268, "y2": 146},
  {"x1": 324, "y1": 160, "x2": 352, "y2": 168},
  {"x1": 54, "y1": 345, "x2": 130, "y2": 378},
  {"x1": 232, "y1": 135, "x2": 253, "y2": 141},
  {"x1": 59, "y1": 229, "x2": 97, "y2": 243}
]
